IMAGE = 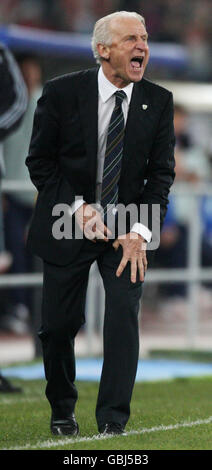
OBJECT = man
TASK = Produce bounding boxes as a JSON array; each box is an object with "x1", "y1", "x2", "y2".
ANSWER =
[
  {"x1": 26, "y1": 11, "x2": 175, "y2": 436},
  {"x1": 0, "y1": 42, "x2": 28, "y2": 392},
  {"x1": 3, "y1": 55, "x2": 42, "y2": 336}
]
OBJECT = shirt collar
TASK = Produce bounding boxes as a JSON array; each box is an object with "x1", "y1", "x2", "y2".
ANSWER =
[{"x1": 98, "y1": 66, "x2": 133, "y2": 105}]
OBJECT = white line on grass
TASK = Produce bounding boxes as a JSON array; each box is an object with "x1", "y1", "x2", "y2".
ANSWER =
[
  {"x1": 3, "y1": 416, "x2": 212, "y2": 450},
  {"x1": 0, "y1": 397, "x2": 42, "y2": 406}
]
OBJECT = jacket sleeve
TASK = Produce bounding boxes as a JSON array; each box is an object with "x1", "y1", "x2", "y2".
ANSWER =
[
  {"x1": 26, "y1": 80, "x2": 66, "y2": 191},
  {"x1": 139, "y1": 91, "x2": 176, "y2": 232},
  {"x1": 0, "y1": 43, "x2": 28, "y2": 141}
]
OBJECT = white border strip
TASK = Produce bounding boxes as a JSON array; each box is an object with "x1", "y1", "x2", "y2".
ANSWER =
[{"x1": 3, "y1": 416, "x2": 212, "y2": 450}]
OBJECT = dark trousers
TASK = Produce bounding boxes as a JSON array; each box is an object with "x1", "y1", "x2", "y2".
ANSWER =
[{"x1": 39, "y1": 239, "x2": 142, "y2": 429}]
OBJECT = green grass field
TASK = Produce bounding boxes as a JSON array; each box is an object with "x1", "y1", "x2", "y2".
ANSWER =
[{"x1": 1, "y1": 376, "x2": 212, "y2": 450}]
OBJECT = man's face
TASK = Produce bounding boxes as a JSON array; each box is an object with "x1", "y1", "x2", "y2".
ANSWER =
[{"x1": 99, "y1": 17, "x2": 149, "y2": 88}]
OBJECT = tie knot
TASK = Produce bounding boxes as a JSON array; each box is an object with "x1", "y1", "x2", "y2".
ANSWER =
[{"x1": 115, "y1": 90, "x2": 126, "y2": 105}]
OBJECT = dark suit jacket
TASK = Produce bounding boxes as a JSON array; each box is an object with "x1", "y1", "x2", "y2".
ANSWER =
[{"x1": 26, "y1": 67, "x2": 175, "y2": 266}]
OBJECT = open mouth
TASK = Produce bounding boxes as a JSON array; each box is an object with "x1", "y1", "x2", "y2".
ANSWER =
[{"x1": 130, "y1": 56, "x2": 144, "y2": 70}]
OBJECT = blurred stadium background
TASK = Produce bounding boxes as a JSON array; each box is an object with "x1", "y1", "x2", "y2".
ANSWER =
[{"x1": 0, "y1": 0, "x2": 212, "y2": 366}]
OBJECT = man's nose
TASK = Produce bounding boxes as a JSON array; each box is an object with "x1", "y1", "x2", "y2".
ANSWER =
[{"x1": 136, "y1": 39, "x2": 148, "y2": 50}]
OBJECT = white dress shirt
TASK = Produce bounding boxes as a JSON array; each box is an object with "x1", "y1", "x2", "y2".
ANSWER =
[{"x1": 71, "y1": 66, "x2": 152, "y2": 243}]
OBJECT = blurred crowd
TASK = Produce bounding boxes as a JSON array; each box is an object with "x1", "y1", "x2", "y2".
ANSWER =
[
  {"x1": 1, "y1": 0, "x2": 212, "y2": 41},
  {"x1": 0, "y1": 0, "x2": 212, "y2": 80},
  {"x1": 1, "y1": 54, "x2": 42, "y2": 336},
  {"x1": 153, "y1": 104, "x2": 212, "y2": 317}
]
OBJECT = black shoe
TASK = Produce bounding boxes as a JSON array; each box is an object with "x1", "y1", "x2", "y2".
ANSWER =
[
  {"x1": 51, "y1": 413, "x2": 79, "y2": 436},
  {"x1": 0, "y1": 375, "x2": 22, "y2": 393},
  {"x1": 99, "y1": 422, "x2": 125, "y2": 435}
]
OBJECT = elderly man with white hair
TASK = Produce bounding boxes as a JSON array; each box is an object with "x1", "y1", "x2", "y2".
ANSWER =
[{"x1": 26, "y1": 11, "x2": 175, "y2": 436}]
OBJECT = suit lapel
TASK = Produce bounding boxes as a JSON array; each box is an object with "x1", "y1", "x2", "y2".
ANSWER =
[
  {"x1": 78, "y1": 68, "x2": 99, "y2": 192},
  {"x1": 123, "y1": 80, "x2": 147, "y2": 159}
]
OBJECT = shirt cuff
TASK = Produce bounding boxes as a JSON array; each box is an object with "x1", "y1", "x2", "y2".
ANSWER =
[
  {"x1": 69, "y1": 198, "x2": 85, "y2": 215},
  {"x1": 130, "y1": 222, "x2": 152, "y2": 243}
]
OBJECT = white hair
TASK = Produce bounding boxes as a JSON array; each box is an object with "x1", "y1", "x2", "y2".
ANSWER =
[{"x1": 91, "y1": 11, "x2": 146, "y2": 65}]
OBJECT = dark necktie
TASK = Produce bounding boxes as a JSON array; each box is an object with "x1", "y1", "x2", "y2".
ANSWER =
[{"x1": 101, "y1": 90, "x2": 126, "y2": 218}]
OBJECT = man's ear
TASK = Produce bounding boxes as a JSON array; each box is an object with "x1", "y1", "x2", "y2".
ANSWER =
[{"x1": 96, "y1": 43, "x2": 110, "y2": 61}]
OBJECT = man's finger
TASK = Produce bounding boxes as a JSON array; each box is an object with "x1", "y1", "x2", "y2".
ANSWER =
[
  {"x1": 95, "y1": 217, "x2": 112, "y2": 239},
  {"x1": 84, "y1": 231, "x2": 96, "y2": 241},
  {"x1": 103, "y1": 223, "x2": 112, "y2": 238},
  {"x1": 143, "y1": 254, "x2": 148, "y2": 272},
  {"x1": 130, "y1": 257, "x2": 137, "y2": 283},
  {"x1": 138, "y1": 250, "x2": 147, "y2": 272},
  {"x1": 137, "y1": 255, "x2": 145, "y2": 282},
  {"x1": 116, "y1": 256, "x2": 128, "y2": 277},
  {"x1": 84, "y1": 215, "x2": 97, "y2": 232},
  {"x1": 113, "y1": 239, "x2": 120, "y2": 251},
  {"x1": 84, "y1": 224, "x2": 97, "y2": 240},
  {"x1": 95, "y1": 227, "x2": 109, "y2": 241}
]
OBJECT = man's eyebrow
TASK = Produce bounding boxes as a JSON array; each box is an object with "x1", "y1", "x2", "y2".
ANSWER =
[{"x1": 123, "y1": 32, "x2": 149, "y2": 40}]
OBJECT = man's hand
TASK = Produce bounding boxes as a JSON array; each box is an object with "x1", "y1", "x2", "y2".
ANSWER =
[
  {"x1": 113, "y1": 232, "x2": 147, "y2": 283},
  {"x1": 75, "y1": 203, "x2": 111, "y2": 242}
]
